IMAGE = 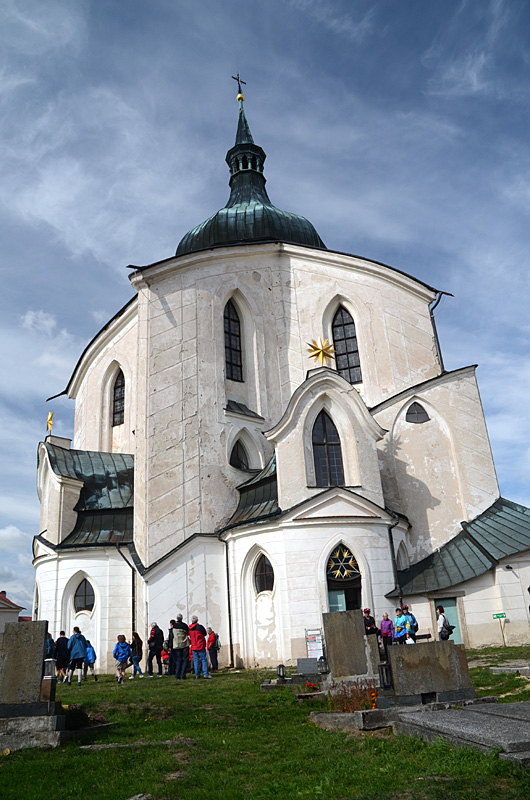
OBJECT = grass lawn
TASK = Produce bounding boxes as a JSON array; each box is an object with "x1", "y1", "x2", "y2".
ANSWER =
[{"x1": 0, "y1": 659, "x2": 529, "y2": 800}]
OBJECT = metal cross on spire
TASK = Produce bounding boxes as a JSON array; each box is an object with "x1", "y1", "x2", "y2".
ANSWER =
[{"x1": 232, "y1": 72, "x2": 246, "y2": 96}]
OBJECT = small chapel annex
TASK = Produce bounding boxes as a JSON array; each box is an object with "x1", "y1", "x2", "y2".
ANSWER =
[{"x1": 33, "y1": 90, "x2": 530, "y2": 671}]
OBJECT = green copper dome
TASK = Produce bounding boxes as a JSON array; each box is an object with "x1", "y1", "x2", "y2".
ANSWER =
[{"x1": 176, "y1": 99, "x2": 326, "y2": 256}]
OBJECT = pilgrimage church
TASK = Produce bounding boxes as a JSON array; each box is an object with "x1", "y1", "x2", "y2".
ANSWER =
[{"x1": 33, "y1": 86, "x2": 530, "y2": 671}]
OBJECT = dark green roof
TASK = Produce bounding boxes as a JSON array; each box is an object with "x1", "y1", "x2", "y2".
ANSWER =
[
  {"x1": 44, "y1": 443, "x2": 134, "y2": 511},
  {"x1": 389, "y1": 497, "x2": 530, "y2": 597},
  {"x1": 58, "y1": 509, "x2": 133, "y2": 549},
  {"x1": 42, "y1": 443, "x2": 134, "y2": 549},
  {"x1": 176, "y1": 100, "x2": 326, "y2": 256},
  {"x1": 223, "y1": 454, "x2": 279, "y2": 529}
]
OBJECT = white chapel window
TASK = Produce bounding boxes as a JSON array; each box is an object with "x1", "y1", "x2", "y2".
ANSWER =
[{"x1": 74, "y1": 579, "x2": 95, "y2": 613}]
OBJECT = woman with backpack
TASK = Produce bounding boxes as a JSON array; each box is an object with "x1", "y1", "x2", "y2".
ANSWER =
[{"x1": 436, "y1": 605, "x2": 453, "y2": 640}]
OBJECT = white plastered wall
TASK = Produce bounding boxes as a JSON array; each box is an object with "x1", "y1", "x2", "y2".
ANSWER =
[
  {"x1": 225, "y1": 492, "x2": 402, "y2": 666},
  {"x1": 145, "y1": 537, "x2": 230, "y2": 666},
  {"x1": 34, "y1": 548, "x2": 133, "y2": 673},
  {"x1": 374, "y1": 368, "x2": 499, "y2": 560}
]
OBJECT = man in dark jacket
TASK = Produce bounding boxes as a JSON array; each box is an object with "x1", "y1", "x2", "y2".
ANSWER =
[
  {"x1": 189, "y1": 616, "x2": 211, "y2": 679},
  {"x1": 169, "y1": 614, "x2": 190, "y2": 681},
  {"x1": 147, "y1": 622, "x2": 164, "y2": 677},
  {"x1": 55, "y1": 630, "x2": 69, "y2": 682}
]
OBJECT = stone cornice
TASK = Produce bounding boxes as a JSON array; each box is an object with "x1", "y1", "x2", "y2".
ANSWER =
[{"x1": 129, "y1": 241, "x2": 442, "y2": 302}]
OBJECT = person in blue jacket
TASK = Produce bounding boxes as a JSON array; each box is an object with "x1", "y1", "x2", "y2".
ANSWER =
[
  {"x1": 67, "y1": 626, "x2": 88, "y2": 686},
  {"x1": 113, "y1": 635, "x2": 132, "y2": 684},
  {"x1": 83, "y1": 640, "x2": 98, "y2": 682}
]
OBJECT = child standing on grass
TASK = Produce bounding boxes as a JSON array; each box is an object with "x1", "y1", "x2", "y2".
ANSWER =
[
  {"x1": 113, "y1": 634, "x2": 132, "y2": 684},
  {"x1": 83, "y1": 640, "x2": 98, "y2": 681}
]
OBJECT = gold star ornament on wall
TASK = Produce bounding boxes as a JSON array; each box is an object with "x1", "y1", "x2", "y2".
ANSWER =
[{"x1": 307, "y1": 337, "x2": 335, "y2": 367}]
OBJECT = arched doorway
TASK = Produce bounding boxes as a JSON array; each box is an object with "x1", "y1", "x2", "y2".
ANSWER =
[{"x1": 326, "y1": 544, "x2": 361, "y2": 612}]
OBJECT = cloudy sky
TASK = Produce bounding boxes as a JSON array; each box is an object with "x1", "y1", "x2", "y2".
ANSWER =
[{"x1": 1, "y1": 0, "x2": 530, "y2": 611}]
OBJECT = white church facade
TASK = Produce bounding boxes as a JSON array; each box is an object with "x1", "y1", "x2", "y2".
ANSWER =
[{"x1": 33, "y1": 94, "x2": 530, "y2": 671}]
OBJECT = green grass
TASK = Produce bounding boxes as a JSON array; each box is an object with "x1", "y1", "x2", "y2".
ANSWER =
[
  {"x1": 0, "y1": 665, "x2": 529, "y2": 800},
  {"x1": 466, "y1": 645, "x2": 530, "y2": 664}
]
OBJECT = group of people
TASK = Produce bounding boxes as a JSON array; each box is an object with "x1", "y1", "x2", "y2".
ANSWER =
[
  {"x1": 46, "y1": 627, "x2": 97, "y2": 686},
  {"x1": 362, "y1": 605, "x2": 419, "y2": 658},
  {"x1": 363, "y1": 603, "x2": 454, "y2": 658},
  {"x1": 137, "y1": 616, "x2": 220, "y2": 682},
  {"x1": 45, "y1": 615, "x2": 221, "y2": 685}
]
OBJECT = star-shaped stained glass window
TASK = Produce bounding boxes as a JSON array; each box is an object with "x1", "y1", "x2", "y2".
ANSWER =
[{"x1": 326, "y1": 545, "x2": 360, "y2": 580}]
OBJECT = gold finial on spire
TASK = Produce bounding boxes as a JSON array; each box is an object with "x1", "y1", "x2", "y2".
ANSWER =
[
  {"x1": 307, "y1": 337, "x2": 336, "y2": 367},
  {"x1": 46, "y1": 410, "x2": 54, "y2": 434},
  {"x1": 232, "y1": 72, "x2": 246, "y2": 102}
]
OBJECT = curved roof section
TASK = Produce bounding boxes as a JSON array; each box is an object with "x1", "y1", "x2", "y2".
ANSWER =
[
  {"x1": 388, "y1": 497, "x2": 530, "y2": 597},
  {"x1": 176, "y1": 99, "x2": 326, "y2": 256},
  {"x1": 44, "y1": 442, "x2": 134, "y2": 511}
]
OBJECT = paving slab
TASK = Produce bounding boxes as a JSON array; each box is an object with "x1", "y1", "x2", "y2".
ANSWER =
[{"x1": 395, "y1": 707, "x2": 530, "y2": 753}]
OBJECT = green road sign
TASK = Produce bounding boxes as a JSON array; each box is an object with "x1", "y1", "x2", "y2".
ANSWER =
[{"x1": 492, "y1": 612, "x2": 506, "y2": 619}]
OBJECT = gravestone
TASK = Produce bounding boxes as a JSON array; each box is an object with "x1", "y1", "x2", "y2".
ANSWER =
[
  {"x1": 0, "y1": 621, "x2": 47, "y2": 708},
  {"x1": 0, "y1": 620, "x2": 65, "y2": 750},
  {"x1": 322, "y1": 610, "x2": 378, "y2": 679},
  {"x1": 297, "y1": 658, "x2": 318, "y2": 675},
  {"x1": 378, "y1": 641, "x2": 475, "y2": 707}
]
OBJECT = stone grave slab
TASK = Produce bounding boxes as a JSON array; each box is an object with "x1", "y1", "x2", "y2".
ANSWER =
[
  {"x1": 0, "y1": 621, "x2": 46, "y2": 706},
  {"x1": 379, "y1": 641, "x2": 474, "y2": 706},
  {"x1": 464, "y1": 701, "x2": 530, "y2": 723},
  {"x1": 394, "y1": 707, "x2": 530, "y2": 753},
  {"x1": 323, "y1": 610, "x2": 377, "y2": 678}
]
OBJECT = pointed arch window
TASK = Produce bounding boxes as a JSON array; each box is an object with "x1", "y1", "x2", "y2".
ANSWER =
[
  {"x1": 406, "y1": 402, "x2": 429, "y2": 424},
  {"x1": 255, "y1": 554, "x2": 274, "y2": 594},
  {"x1": 332, "y1": 306, "x2": 362, "y2": 384},
  {"x1": 312, "y1": 410, "x2": 345, "y2": 487},
  {"x1": 112, "y1": 370, "x2": 125, "y2": 427},
  {"x1": 224, "y1": 300, "x2": 243, "y2": 382},
  {"x1": 326, "y1": 544, "x2": 361, "y2": 611},
  {"x1": 74, "y1": 579, "x2": 95, "y2": 613},
  {"x1": 230, "y1": 439, "x2": 250, "y2": 471}
]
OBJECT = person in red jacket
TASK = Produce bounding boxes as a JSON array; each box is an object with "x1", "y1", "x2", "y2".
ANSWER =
[
  {"x1": 188, "y1": 616, "x2": 211, "y2": 679},
  {"x1": 206, "y1": 627, "x2": 219, "y2": 672}
]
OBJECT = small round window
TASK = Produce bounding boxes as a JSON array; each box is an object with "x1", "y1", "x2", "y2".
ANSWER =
[
  {"x1": 74, "y1": 579, "x2": 95, "y2": 613},
  {"x1": 255, "y1": 554, "x2": 274, "y2": 594}
]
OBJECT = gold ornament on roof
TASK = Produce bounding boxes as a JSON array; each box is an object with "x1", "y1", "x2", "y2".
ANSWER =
[
  {"x1": 307, "y1": 337, "x2": 335, "y2": 367},
  {"x1": 46, "y1": 411, "x2": 54, "y2": 433}
]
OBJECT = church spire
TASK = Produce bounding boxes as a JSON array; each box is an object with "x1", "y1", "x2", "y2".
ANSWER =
[
  {"x1": 175, "y1": 79, "x2": 326, "y2": 256},
  {"x1": 225, "y1": 83, "x2": 270, "y2": 206}
]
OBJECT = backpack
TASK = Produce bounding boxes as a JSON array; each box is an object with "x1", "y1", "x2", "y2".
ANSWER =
[
  {"x1": 440, "y1": 615, "x2": 455, "y2": 640},
  {"x1": 214, "y1": 634, "x2": 221, "y2": 651}
]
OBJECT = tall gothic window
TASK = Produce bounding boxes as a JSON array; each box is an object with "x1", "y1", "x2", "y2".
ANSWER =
[
  {"x1": 255, "y1": 554, "x2": 274, "y2": 593},
  {"x1": 224, "y1": 300, "x2": 243, "y2": 382},
  {"x1": 332, "y1": 306, "x2": 362, "y2": 384},
  {"x1": 74, "y1": 579, "x2": 95, "y2": 613},
  {"x1": 312, "y1": 410, "x2": 345, "y2": 487},
  {"x1": 112, "y1": 370, "x2": 125, "y2": 427}
]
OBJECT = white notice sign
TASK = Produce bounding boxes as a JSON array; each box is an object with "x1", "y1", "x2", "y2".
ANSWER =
[{"x1": 305, "y1": 628, "x2": 324, "y2": 659}]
